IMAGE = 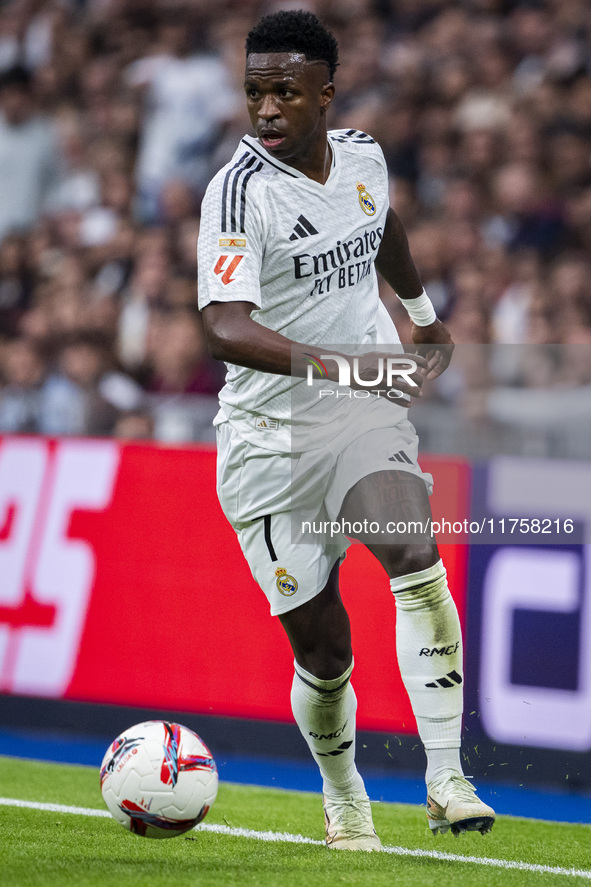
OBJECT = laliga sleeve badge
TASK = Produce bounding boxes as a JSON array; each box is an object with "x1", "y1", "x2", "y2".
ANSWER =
[
  {"x1": 357, "y1": 182, "x2": 376, "y2": 216},
  {"x1": 213, "y1": 254, "x2": 243, "y2": 285},
  {"x1": 275, "y1": 567, "x2": 298, "y2": 596}
]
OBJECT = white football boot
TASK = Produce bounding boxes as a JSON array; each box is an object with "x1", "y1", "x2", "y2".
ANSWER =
[
  {"x1": 426, "y1": 770, "x2": 495, "y2": 836},
  {"x1": 323, "y1": 792, "x2": 382, "y2": 851}
]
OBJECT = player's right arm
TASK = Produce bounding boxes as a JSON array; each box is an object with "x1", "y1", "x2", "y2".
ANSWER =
[
  {"x1": 202, "y1": 297, "x2": 427, "y2": 403},
  {"x1": 197, "y1": 169, "x2": 336, "y2": 381},
  {"x1": 202, "y1": 299, "x2": 316, "y2": 377}
]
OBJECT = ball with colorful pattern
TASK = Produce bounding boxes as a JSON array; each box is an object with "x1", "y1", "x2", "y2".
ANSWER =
[{"x1": 100, "y1": 720, "x2": 218, "y2": 838}]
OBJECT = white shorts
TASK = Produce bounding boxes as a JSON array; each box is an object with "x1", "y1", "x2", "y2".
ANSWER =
[{"x1": 216, "y1": 418, "x2": 433, "y2": 616}]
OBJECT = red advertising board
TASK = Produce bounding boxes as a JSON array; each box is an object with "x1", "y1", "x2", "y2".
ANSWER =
[{"x1": 0, "y1": 436, "x2": 470, "y2": 733}]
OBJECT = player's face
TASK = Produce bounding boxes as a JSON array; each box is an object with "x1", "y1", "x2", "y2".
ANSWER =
[{"x1": 244, "y1": 53, "x2": 334, "y2": 168}]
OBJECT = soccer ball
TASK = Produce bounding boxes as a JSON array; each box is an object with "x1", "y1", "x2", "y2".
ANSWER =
[{"x1": 100, "y1": 720, "x2": 218, "y2": 838}]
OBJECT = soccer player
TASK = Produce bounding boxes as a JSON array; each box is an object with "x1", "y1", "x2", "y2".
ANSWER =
[{"x1": 198, "y1": 9, "x2": 495, "y2": 851}]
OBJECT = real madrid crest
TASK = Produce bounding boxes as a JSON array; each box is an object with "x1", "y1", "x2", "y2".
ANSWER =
[
  {"x1": 357, "y1": 182, "x2": 376, "y2": 216},
  {"x1": 275, "y1": 567, "x2": 298, "y2": 596}
]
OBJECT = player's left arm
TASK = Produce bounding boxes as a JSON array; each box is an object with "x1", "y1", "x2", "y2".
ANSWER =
[{"x1": 375, "y1": 207, "x2": 454, "y2": 379}]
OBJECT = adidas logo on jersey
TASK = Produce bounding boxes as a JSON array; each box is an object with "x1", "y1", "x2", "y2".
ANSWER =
[
  {"x1": 388, "y1": 450, "x2": 413, "y2": 464},
  {"x1": 255, "y1": 417, "x2": 278, "y2": 430},
  {"x1": 289, "y1": 215, "x2": 319, "y2": 241}
]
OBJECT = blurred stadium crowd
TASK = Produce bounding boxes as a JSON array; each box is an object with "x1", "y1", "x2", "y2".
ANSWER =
[{"x1": 0, "y1": 0, "x2": 590, "y2": 442}]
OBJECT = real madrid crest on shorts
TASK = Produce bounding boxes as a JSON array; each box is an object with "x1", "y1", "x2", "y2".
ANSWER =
[
  {"x1": 357, "y1": 182, "x2": 376, "y2": 216},
  {"x1": 275, "y1": 567, "x2": 298, "y2": 596}
]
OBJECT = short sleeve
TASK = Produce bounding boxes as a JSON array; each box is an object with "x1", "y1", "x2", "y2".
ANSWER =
[{"x1": 197, "y1": 169, "x2": 265, "y2": 310}]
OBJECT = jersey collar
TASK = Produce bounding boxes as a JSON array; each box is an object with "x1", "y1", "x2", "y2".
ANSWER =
[{"x1": 241, "y1": 134, "x2": 337, "y2": 184}]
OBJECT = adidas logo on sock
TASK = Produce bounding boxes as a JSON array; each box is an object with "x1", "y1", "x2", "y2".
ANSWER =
[
  {"x1": 317, "y1": 740, "x2": 353, "y2": 757},
  {"x1": 289, "y1": 214, "x2": 319, "y2": 241},
  {"x1": 388, "y1": 450, "x2": 413, "y2": 464},
  {"x1": 425, "y1": 670, "x2": 463, "y2": 689}
]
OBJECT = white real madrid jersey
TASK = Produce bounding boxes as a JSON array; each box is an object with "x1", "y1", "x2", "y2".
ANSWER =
[{"x1": 198, "y1": 129, "x2": 404, "y2": 452}]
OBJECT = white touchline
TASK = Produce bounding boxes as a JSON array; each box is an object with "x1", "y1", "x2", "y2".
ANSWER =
[{"x1": 1, "y1": 797, "x2": 590, "y2": 880}]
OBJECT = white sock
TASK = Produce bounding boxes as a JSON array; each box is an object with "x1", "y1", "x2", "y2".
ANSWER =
[
  {"x1": 423, "y1": 740, "x2": 462, "y2": 784},
  {"x1": 290, "y1": 659, "x2": 365, "y2": 798},
  {"x1": 391, "y1": 560, "x2": 464, "y2": 782}
]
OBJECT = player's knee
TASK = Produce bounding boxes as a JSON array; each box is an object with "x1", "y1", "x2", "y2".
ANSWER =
[
  {"x1": 383, "y1": 543, "x2": 439, "y2": 580},
  {"x1": 290, "y1": 632, "x2": 352, "y2": 680},
  {"x1": 297, "y1": 650, "x2": 352, "y2": 681},
  {"x1": 279, "y1": 608, "x2": 352, "y2": 680}
]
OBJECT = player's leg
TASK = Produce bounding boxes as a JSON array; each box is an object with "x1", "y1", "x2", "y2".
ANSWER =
[
  {"x1": 216, "y1": 427, "x2": 377, "y2": 849},
  {"x1": 279, "y1": 563, "x2": 380, "y2": 851},
  {"x1": 235, "y1": 512, "x2": 379, "y2": 851},
  {"x1": 340, "y1": 469, "x2": 494, "y2": 835},
  {"x1": 278, "y1": 559, "x2": 351, "y2": 679}
]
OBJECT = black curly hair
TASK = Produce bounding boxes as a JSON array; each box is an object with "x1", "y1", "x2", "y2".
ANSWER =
[{"x1": 246, "y1": 10, "x2": 339, "y2": 80}]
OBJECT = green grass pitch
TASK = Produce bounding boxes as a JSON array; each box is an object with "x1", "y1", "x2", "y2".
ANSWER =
[{"x1": 1, "y1": 756, "x2": 590, "y2": 886}]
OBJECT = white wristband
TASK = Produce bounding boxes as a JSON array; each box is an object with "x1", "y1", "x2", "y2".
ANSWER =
[{"x1": 398, "y1": 289, "x2": 437, "y2": 326}]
